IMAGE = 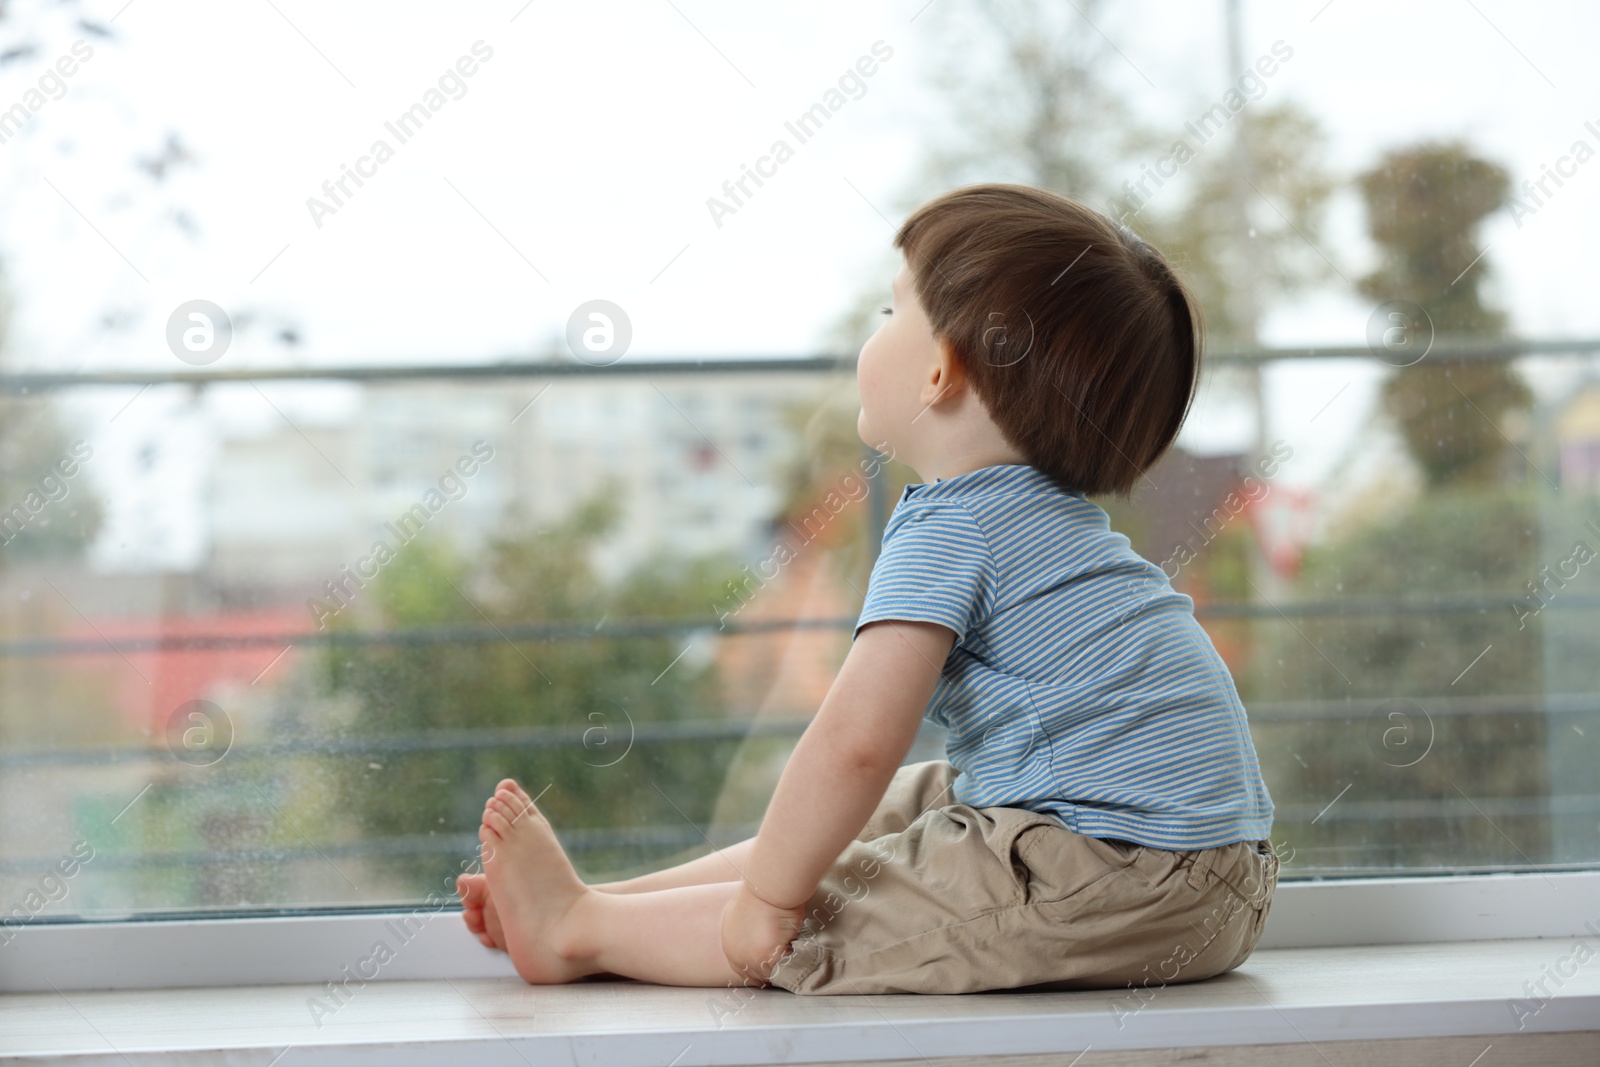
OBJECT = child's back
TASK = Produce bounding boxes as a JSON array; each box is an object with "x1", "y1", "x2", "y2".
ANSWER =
[{"x1": 857, "y1": 461, "x2": 1274, "y2": 851}]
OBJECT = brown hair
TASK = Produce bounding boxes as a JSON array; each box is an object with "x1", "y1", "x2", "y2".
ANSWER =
[{"x1": 894, "y1": 183, "x2": 1202, "y2": 496}]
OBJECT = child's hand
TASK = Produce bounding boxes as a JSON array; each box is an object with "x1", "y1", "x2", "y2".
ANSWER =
[{"x1": 719, "y1": 881, "x2": 805, "y2": 985}]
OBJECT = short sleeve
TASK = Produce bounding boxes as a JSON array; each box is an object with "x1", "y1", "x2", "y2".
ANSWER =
[{"x1": 853, "y1": 502, "x2": 999, "y2": 647}]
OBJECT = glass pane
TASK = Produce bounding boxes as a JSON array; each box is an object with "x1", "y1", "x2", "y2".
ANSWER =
[
  {"x1": 1, "y1": 0, "x2": 1596, "y2": 924},
  {"x1": 1103, "y1": 348, "x2": 1600, "y2": 878},
  {"x1": 2, "y1": 371, "x2": 909, "y2": 912}
]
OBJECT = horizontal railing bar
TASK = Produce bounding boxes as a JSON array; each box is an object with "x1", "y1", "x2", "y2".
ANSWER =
[
  {"x1": 3, "y1": 594, "x2": 1597, "y2": 659},
  {"x1": 0, "y1": 824, "x2": 761, "y2": 876},
  {"x1": 7, "y1": 356, "x2": 864, "y2": 390},
  {"x1": 1193, "y1": 593, "x2": 1600, "y2": 619},
  {"x1": 4, "y1": 796, "x2": 1595, "y2": 876},
  {"x1": 0, "y1": 616, "x2": 852, "y2": 657},
  {"x1": 1272, "y1": 793, "x2": 1600, "y2": 822},
  {"x1": 0, "y1": 718, "x2": 816, "y2": 768},
  {"x1": 17, "y1": 859, "x2": 1600, "y2": 922},
  {"x1": 1246, "y1": 693, "x2": 1600, "y2": 720},
  {"x1": 4, "y1": 693, "x2": 1597, "y2": 769},
  {"x1": 3, "y1": 337, "x2": 1598, "y2": 390},
  {"x1": 1273, "y1": 862, "x2": 1600, "y2": 879}
]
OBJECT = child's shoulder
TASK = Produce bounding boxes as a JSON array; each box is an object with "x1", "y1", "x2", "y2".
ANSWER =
[{"x1": 894, "y1": 466, "x2": 1134, "y2": 574}]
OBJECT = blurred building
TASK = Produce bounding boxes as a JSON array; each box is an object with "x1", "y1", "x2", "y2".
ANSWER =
[{"x1": 203, "y1": 373, "x2": 832, "y2": 597}]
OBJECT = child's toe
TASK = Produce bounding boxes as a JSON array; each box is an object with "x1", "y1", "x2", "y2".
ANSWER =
[
  {"x1": 483, "y1": 807, "x2": 513, "y2": 838},
  {"x1": 493, "y1": 790, "x2": 533, "y2": 824},
  {"x1": 487, "y1": 796, "x2": 521, "y2": 824}
]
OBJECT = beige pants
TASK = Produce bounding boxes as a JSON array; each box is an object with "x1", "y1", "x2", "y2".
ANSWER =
[{"x1": 766, "y1": 760, "x2": 1278, "y2": 995}]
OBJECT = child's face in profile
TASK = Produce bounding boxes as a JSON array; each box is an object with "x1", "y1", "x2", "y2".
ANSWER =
[{"x1": 856, "y1": 260, "x2": 938, "y2": 452}]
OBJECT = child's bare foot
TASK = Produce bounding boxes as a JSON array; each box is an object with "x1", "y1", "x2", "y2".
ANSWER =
[
  {"x1": 456, "y1": 873, "x2": 507, "y2": 951},
  {"x1": 479, "y1": 778, "x2": 596, "y2": 984}
]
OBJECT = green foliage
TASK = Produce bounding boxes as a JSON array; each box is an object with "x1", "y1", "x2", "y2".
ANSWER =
[
  {"x1": 0, "y1": 255, "x2": 102, "y2": 563},
  {"x1": 0, "y1": 280, "x2": 113, "y2": 750},
  {"x1": 1356, "y1": 143, "x2": 1509, "y2": 334},
  {"x1": 1254, "y1": 486, "x2": 1549, "y2": 871},
  {"x1": 0, "y1": 402, "x2": 104, "y2": 564},
  {"x1": 1355, "y1": 141, "x2": 1533, "y2": 488},
  {"x1": 317, "y1": 486, "x2": 751, "y2": 886},
  {"x1": 1270, "y1": 486, "x2": 1541, "y2": 699},
  {"x1": 1239, "y1": 140, "x2": 1559, "y2": 873}
]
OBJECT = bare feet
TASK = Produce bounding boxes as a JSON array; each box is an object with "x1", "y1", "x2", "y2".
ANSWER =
[
  {"x1": 479, "y1": 778, "x2": 596, "y2": 984},
  {"x1": 456, "y1": 873, "x2": 506, "y2": 951}
]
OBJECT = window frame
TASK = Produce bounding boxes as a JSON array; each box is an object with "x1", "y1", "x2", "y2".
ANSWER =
[{"x1": 3, "y1": 869, "x2": 1595, "y2": 993}]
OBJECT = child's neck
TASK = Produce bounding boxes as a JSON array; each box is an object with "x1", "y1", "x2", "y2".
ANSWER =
[
  {"x1": 910, "y1": 450, "x2": 1028, "y2": 484},
  {"x1": 897, "y1": 400, "x2": 1027, "y2": 483}
]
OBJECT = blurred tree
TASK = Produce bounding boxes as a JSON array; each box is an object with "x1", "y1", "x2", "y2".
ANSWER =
[
  {"x1": 1252, "y1": 140, "x2": 1550, "y2": 874},
  {"x1": 1131, "y1": 101, "x2": 1339, "y2": 350},
  {"x1": 1103, "y1": 86, "x2": 1338, "y2": 602},
  {"x1": 0, "y1": 264, "x2": 104, "y2": 562},
  {"x1": 316, "y1": 484, "x2": 751, "y2": 887},
  {"x1": 0, "y1": 261, "x2": 113, "y2": 752},
  {"x1": 1255, "y1": 487, "x2": 1546, "y2": 873},
  {"x1": 0, "y1": 398, "x2": 104, "y2": 561},
  {"x1": 914, "y1": 0, "x2": 1146, "y2": 202},
  {"x1": 1356, "y1": 141, "x2": 1533, "y2": 487}
]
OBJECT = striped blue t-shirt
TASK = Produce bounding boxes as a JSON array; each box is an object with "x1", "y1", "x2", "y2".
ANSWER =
[{"x1": 853, "y1": 462, "x2": 1274, "y2": 850}]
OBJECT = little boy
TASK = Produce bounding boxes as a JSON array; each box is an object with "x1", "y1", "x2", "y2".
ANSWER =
[{"x1": 458, "y1": 182, "x2": 1278, "y2": 995}]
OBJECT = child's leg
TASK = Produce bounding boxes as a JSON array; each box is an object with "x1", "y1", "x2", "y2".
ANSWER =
[
  {"x1": 479, "y1": 778, "x2": 752, "y2": 987},
  {"x1": 458, "y1": 835, "x2": 757, "y2": 949},
  {"x1": 460, "y1": 761, "x2": 955, "y2": 950}
]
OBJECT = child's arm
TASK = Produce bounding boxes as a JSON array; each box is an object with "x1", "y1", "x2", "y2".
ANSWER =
[{"x1": 721, "y1": 619, "x2": 953, "y2": 974}]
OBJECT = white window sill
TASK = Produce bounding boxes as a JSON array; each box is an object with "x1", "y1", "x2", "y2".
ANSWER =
[
  {"x1": 4, "y1": 939, "x2": 1598, "y2": 1065},
  {"x1": 5, "y1": 873, "x2": 1598, "y2": 1063}
]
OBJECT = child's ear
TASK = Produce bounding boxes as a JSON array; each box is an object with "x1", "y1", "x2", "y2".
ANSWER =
[{"x1": 921, "y1": 338, "x2": 968, "y2": 407}]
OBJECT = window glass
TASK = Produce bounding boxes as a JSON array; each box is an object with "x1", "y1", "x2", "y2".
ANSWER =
[{"x1": 1, "y1": 1, "x2": 1595, "y2": 921}]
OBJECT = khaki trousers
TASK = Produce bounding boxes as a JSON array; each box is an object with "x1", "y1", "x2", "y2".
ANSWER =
[{"x1": 766, "y1": 760, "x2": 1278, "y2": 995}]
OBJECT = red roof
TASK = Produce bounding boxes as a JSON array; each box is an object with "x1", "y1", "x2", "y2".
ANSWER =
[{"x1": 63, "y1": 607, "x2": 314, "y2": 735}]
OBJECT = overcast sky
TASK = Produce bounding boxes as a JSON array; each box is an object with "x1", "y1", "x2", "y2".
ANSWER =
[{"x1": 1, "y1": 0, "x2": 1595, "y2": 569}]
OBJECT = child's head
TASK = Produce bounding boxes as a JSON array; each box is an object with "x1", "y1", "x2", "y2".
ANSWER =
[{"x1": 858, "y1": 183, "x2": 1201, "y2": 496}]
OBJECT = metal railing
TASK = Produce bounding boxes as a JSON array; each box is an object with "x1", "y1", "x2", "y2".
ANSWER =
[
  {"x1": 4, "y1": 336, "x2": 1599, "y2": 391},
  {"x1": 3, "y1": 339, "x2": 1598, "y2": 889}
]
